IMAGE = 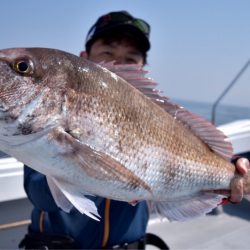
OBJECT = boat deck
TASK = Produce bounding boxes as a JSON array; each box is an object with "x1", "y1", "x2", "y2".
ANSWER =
[
  {"x1": 0, "y1": 199, "x2": 31, "y2": 249},
  {"x1": 147, "y1": 199, "x2": 250, "y2": 249},
  {"x1": 0, "y1": 198, "x2": 250, "y2": 249}
]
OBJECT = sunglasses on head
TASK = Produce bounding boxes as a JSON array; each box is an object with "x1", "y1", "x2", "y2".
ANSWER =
[{"x1": 100, "y1": 12, "x2": 150, "y2": 36}]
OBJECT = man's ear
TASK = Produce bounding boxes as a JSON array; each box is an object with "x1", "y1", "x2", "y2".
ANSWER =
[{"x1": 80, "y1": 51, "x2": 88, "y2": 58}]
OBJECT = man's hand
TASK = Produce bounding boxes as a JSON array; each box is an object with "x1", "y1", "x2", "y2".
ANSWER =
[
  {"x1": 230, "y1": 157, "x2": 249, "y2": 203},
  {"x1": 209, "y1": 157, "x2": 250, "y2": 204}
]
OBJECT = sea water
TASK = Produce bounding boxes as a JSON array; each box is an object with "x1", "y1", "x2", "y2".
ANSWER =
[{"x1": 175, "y1": 99, "x2": 250, "y2": 126}]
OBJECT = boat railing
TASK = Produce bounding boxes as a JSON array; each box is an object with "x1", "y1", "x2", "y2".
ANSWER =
[{"x1": 211, "y1": 58, "x2": 250, "y2": 124}]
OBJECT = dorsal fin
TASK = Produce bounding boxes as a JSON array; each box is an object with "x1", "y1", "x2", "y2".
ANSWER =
[{"x1": 100, "y1": 62, "x2": 233, "y2": 161}]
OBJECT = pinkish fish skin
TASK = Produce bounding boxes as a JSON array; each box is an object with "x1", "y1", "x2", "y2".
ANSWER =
[{"x1": 0, "y1": 47, "x2": 249, "y2": 221}]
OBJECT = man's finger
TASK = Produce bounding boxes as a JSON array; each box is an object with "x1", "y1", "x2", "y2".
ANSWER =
[
  {"x1": 230, "y1": 177, "x2": 244, "y2": 203},
  {"x1": 235, "y1": 158, "x2": 249, "y2": 175}
]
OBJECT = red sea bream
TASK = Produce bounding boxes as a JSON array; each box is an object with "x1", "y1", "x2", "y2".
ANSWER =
[{"x1": 0, "y1": 48, "x2": 249, "y2": 221}]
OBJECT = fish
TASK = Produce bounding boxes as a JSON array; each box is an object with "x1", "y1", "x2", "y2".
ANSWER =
[{"x1": 0, "y1": 47, "x2": 249, "y2": 221}]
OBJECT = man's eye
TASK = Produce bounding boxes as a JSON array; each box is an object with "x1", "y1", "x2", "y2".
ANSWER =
[
  {"x1": 126, "y1": 58, "x2": 137, "y2": 64},
  {"x1": 102, "y1": 51, "x2": 113, "y2": 56}
]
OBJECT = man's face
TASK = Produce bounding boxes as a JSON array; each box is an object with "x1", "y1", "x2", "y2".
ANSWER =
[{"x1": 86, "y1": 39, "x2": 144, "y2": 66}]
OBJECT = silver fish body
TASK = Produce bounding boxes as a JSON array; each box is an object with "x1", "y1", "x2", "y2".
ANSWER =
[{"x1": 0, "y1": 48, "x2": 245, "y2": 221}]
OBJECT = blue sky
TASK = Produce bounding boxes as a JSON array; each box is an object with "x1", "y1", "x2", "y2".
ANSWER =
[{"x1": 1, "y1": 0, "x2": 250, "y2": 106}]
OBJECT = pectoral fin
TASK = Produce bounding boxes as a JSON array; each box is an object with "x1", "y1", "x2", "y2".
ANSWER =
[
  {"x1": 50, "y1": 128, "x2": 151, "y2": 195},
  {"x1": 71, "y1": 144, "x2": 151, "y2": 193}
]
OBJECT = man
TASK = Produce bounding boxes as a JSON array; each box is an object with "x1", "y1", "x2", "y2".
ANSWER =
[{"x1": 19, "y1": 11, "x2": 249, "y2": 249}]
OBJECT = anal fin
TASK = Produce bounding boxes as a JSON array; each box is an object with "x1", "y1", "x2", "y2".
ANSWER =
[{"x1": 148, "y1": 192, "x2": 224, "y2": 222}]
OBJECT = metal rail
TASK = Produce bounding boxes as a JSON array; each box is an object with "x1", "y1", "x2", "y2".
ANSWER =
[{"x1": 211, "y1": 58, "x2": 250, "y2": 124}]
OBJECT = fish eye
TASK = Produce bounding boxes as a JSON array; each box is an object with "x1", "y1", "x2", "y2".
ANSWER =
[{"x1": 12, "y1": 59, "x2": 34, "y2": 75}]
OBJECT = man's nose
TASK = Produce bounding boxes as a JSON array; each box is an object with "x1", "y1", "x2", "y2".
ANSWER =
[{"x1": 113, "y1": 57, "x2": 126, "y2": 65}]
